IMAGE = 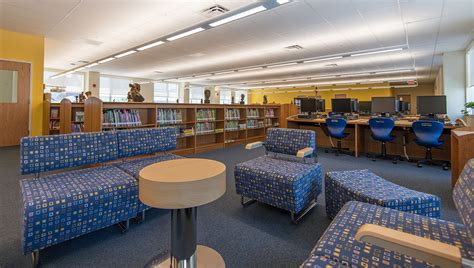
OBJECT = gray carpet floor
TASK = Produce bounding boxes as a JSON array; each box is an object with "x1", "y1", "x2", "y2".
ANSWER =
[{"x1": 0, "y1": 145, "x2": 459, "y2": 268}]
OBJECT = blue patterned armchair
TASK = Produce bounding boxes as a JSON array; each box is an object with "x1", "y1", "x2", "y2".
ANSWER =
[
  {"x1": 301, "y1": 158, "x2": 474, "y2": 267},
  {"x1": 234, "y1": 128, "x2": 323, "y2": 223}
]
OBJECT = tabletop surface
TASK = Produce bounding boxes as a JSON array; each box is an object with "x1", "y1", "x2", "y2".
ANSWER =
[{"x1": 139, "y1": 158, "x2": 226, "y2": 183}]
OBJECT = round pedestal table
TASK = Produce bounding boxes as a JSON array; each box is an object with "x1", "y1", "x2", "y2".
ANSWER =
[{"x1": 139, "y1": 158, "x2": 226, "y2": 268}]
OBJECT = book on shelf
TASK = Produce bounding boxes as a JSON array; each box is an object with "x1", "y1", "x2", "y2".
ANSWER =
[
  {"x1": 196, "y1": 109, "x2": 216, "y2": 122},
  {"x1": 196, "y1": 121, "x2": 216, "y2": 134},
  {"x1": 74, "y1": 111, "x2": 84, "y2": 122},
  {"x1": 50, "y1": 108, "x2": 59, "y2": 119},
  {"x1": 247, "y1": 108, "x2": 260, "y2": 118},
  {"x1": 225, "y1": 109, "x2": 240, "y2": 120},
  {"x1": 225, "y1": 121, "x2": 240, "y2": 131},
  {"x1": 239, "y1": 123, "x2": 247, "y2": 130},
  {"x1": 102, "y1": 109, "x2": 142, "y2": 128},
  {"x1": 49, "y1": 120, "x2": 59, "y2": 130},
  {"x1": 265, "y1": 118, "x2": 279, "y2": 127},
  {"x1": 248, "y1": 119, "x2": 264, "y2": 129},
  {"x1": 72, "y1": 123, "x2": 83, "y2": 133},
  {"x1": 159, "y1": 125, "x2": 194, "y2": 137},
  {"x1": 265, "y1": 109, "x2": 275, "y2": 118},
  {"x1": 157, "y1": 109, "x2": 183, "y2": 124}
]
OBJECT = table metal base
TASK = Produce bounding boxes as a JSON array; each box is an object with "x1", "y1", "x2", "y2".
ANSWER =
[{"x1": 145, "y1": 245, "x2": 225, "y2": 268}]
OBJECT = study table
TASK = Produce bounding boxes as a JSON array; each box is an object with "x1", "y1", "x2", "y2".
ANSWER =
[
  {"x1": 139, "y1": 158, "x2": 226, "y2": 268},
  {"x1": 287, "y1": 116, "x2": 460, "y2": 162}
]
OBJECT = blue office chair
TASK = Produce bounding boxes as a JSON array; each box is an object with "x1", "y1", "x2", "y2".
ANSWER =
[
  {"x1": 368, "y1": 117, "x2": 399, "y2": 163},
  {"x1": 325, "y1": 118, "x2": 351, "y2": 156},
  {"x1": 412, "y1": 120, "x2": 449, "y2": 170}
]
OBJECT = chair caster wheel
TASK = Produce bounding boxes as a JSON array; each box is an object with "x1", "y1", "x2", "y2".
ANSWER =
[
  {"x1": 392, "y1": 161, "x2": 398, "y2": 164},
  {"x1": 371, "y1": 159, "x2": 376, "y2": 162},
  {"x1": 417, "y1": 163, "x2": 422, "y2": 168},
  {"x1": 443, "y1": 165, "x2": 449, "y2": 171}
]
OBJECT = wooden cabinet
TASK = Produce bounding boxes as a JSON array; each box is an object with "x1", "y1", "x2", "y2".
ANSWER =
[{"x1": 451, "y1": 127, "x2": 474, "y2": 187}]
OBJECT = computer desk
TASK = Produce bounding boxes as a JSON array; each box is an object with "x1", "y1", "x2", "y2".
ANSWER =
[{"x1": 287, "y1": 116, "x2": 459, "y2": 162}]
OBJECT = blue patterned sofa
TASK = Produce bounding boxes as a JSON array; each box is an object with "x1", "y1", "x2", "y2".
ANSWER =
[
  {"x1": 19, "y1": 127, "x2": 179, "y2": 265},
  {"x1": 235, "y1": 128, "x2": 323, "y2": 223},
  {"x1": 325, "y1": 169, "x2": 441, "y2": 219},
  {"x1": 301, "y1": 159, "x2": 474, "y2": 267}
]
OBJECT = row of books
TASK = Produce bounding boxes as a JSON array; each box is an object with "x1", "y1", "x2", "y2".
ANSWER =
[
  {"x1": 225, "y1": 121, "x2": 246, "y2": 131},
  {"x1": 103, "y1": 109, "x2": 142, "y2": 127},
  {"x1": 196, "y1": 109, "x2": 216, "y2": 122},
  {"x1": 158, "y1": 126, "x2": 194, "y2": 137},
  {"x1": 248, "y1": 120, "x2": 265, "y2": 129},
  {"x1": 265, "y1": 109, "x2": 276, "y2": 118},
  {"x1": 225, "y1": 109, "x2": 240, "y2": 120},
  {"x1": 196, "y1": 122, "x2": 216, "y2": 134},
  {"x1": 264, "y1": 118, "x2": 279, "y2": 127},
  {"x1": 49, "y1": 121, "x2": 59, "y2": 130},
  {"x1": 157, "y1": 109, "x2": 183, "y2": 124},
  {"x1": 72, "y1": 123, "x2": 83, "y2": 133},
  {"x1": 247, "y1": 108, "x2": 260, "y2": 118}
]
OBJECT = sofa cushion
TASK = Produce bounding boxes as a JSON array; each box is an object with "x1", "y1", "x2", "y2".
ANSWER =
[
  {"x1": 325, "y1": 169, "x2": 441, "y2": 219},
  {"x1": 114, "y1": 153, "x2": 183, "y2": 179},
  {"x1": 20, "y1": 132, "x2": 118, "y2": 175},
  {"x1": 235, "y1": 155, "x2": 322, "y2": 213},
  {"x1": 19, "y1": 166, "x2": 138, "y2": 254},
  {"x1": 117, "y1": 127, "x2": 177, "y2": 158},
  {"x1": 303, "y1": 201, "x2": 473, "y2": 267},
  {"x1": 453, "y1": 158, "x2": 474, "y2": 240},
  {"x1": 264, "y1": 128, "x2": 316, "y2": 157}
]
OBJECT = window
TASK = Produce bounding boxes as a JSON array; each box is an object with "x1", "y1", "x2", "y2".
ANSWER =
[
  {"x1": 220, "y1": 89, "x2": 232, "y2": 104},
  {"x1": 467, "y1": 45, "x2": 474, "y2": 102},
  {"x1": 154, "y1": 82, "x2": 179, "y2": 103},
  {"x1": 100, "y1": 76, "x2": 131, "y2": 102},
  {"x1": 189, "y1": 85, "x2": 204, "y2": 103},
  {"x1": 234, "y1": 90, "x2": 247, "y2": 104},
  {"x1": 43, "y1": 70, "x2": 84, "y2": 103}
]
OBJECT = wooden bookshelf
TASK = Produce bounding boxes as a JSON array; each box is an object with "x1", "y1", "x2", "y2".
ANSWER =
[{"x1": 43, "y1": 97, "x2": 287, "y2": 155}]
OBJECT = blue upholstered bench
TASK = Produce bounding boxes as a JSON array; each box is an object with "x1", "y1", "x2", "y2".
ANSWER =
[
  {"x1": 325, "y1": 169, "x2": 441, "y2": 219},
  {"x1": 301, "y1": 160, "x2": 474, "y2": 267},
  {"x1": 19, "y1": 127, "x2": 180, "y2": 265}
]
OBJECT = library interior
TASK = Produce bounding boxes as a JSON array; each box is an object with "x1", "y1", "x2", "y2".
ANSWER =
[{"x1": 1, "y1": 0, "x2": 474, "y2": 267}]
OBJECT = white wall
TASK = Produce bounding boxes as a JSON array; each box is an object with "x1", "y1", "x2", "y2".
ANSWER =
[
  {"x1": 140, "y1": 82, "x2": 154, "y2": 102},
  {"x1": 443, "y1": 51, "x2": 466, "y2": 119},
  {"x1": 85, "y1": 71, "x2": 100, "y2": 97}
]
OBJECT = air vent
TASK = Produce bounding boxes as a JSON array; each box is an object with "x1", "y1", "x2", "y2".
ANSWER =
[
  {"x1": 285, "y1": 45, "x2": 303, "y2": 50},
  {"x1": 201, "y1": 5, "x2": 229, "y2": 18}
]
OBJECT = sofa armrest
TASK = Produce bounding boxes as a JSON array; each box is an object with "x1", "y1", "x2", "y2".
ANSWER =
[
  {"x1": 355, "y1": 224, "x2": 462, "y2": 268},
  {"x1": 297, "y1": 147, "x2": 313, "y2": 158},
  {"x1": 245, "y1": 141, "x2": 264, "y2": 150}
]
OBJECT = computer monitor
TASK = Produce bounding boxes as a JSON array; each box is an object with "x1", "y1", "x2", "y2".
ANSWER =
[
  {"x1": 332, "y1": 98, "x2": 356, "y2": 113},
  {"x1": 316, "y1": 99, "x2": 326, "y2": 112},
  {"x1": 300, "y1": 98, "x2": 317, "y2": 114},
  {"x1": 371, "y1": 97, "x2": 399, "y2": 114},
  {"x1": 358, "y1": 101, "x2": 371, "y2": 113},
  {"x1": 417, "y1": 96, "x2": 447, "y2": 115}
]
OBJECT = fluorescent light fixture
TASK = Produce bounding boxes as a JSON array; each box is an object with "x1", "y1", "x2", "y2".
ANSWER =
[
  {"x1": 194, "y1": 74, "x2": 212, "y2": 78},
  {"x1": 375, "y1": 69, "x2": 413, "y2": 75},
  {"x1": 75, "y1": 67, "x2": 85, "y2": 71},
  {"x1": 167, "y1": 27, "x2": 205, "y2": 41},
  {"x1": 276, "y1": 0, "x2": 290, "y2": 4},
  {"x1": 339, "y1": 73, "x2": 370, "y2": 78},
  {"x1": 239, "y1": 67, "x2": 264, "y2": 72},
  {"x1": 115, "y1": 50, "x2": 137, "y2": 58},
  {"x1": 209, "y1": 6, "x2": 267, "y2": 27},
  {"x1": 318, "y1": 76, "x2": 337, "y2": 79},
  {"x1": 350, "y1": 47, "x2": 403, "y2": 57},
  {"x1": 137, "y1": 41, "x2": 164, "y2": 51},
  {"x1": 303, "y1": 56, "x2": 343, "y2": 63},
  {"x1": 214, "y1": 71, "x2": 235, "y2": 75},
  {"x1": 85, "y1": 63, "x2": 98, "y2": 68},
  {"x1": 98, "y1": 57, "x2": 115, "y2": 63},
  {"x1": 268, "y1": 62, "x2": 298, "y2": 68}
]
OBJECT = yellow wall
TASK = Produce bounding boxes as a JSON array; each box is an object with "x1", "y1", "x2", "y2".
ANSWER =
[
  {"x1": 0, "y1": 28, "x2": 44, "y2": 136},
  {"x1": 249, "y1": 83, "x2": 435, "y2": 112}
]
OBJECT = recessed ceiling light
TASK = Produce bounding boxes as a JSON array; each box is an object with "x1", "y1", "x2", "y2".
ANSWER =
[
  {"x1": 267, "y1": 62, "x2": 298, "y2": 68},
  {"x1": 209, "y1": 5, "x2": 266, "y2": 27},
  {"x1": 115, "y1": 50, "x2": 137, "y2": 58},
  {"x1": 167, "y1": 27, "x2": 205, "y2": 41},
  {"x1": 85, "y1": 63, "x2": 98, "y2": 68},
  {"x1": 239, "y1": 67, "x2": 264, "y2": 72},
  {"x1": 303, "y1": 56, "x2": 343, "y2": 63},
  {"x1": 98, "y1": 57, "x2": 115, "y2": 63},
  {"x1": 350, "y1": 48, "x2": 403, "y2": 57},
  {"x1": 137, "y1": 41, "x2": 165, "y2": 51}
]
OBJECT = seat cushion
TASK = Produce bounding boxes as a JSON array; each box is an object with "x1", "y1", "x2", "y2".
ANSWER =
[
  {"x1": 303, "y1": 201, "x2": 473, "y2": 267},
  {"x1": 235, "y1": 155, "x2": 323, "y2": 213},
  {"x1": 19, "y1": 166, "x2": 138, "y2": 254},
  {"x1": 114, "y1": 153, "x2": 183, "y2": 179},
  {"x1": 325, "y1": 169, "x2": 440, "y2": 219}
]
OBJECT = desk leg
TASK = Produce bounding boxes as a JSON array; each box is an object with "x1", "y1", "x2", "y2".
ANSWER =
[{"x1": 355, "y1": 124, "x2": 359, "y2": 157}]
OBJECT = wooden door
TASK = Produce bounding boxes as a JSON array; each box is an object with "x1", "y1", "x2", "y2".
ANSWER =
[{"x1": 0, "y1": 60, "x2": 30, "y2": 147}]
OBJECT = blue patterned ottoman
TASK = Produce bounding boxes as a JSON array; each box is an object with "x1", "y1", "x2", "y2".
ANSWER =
[{"x1": 325, "y1": 169, "x2": 441, "y2": 219}]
